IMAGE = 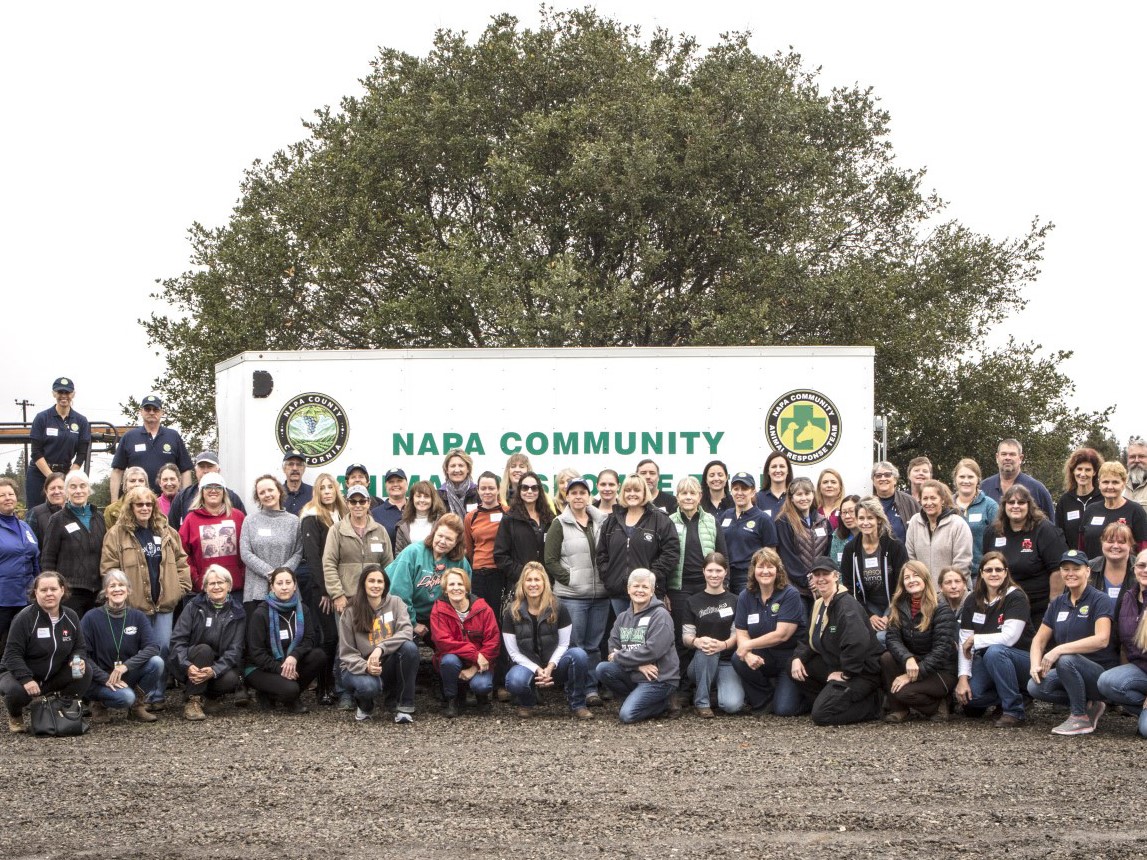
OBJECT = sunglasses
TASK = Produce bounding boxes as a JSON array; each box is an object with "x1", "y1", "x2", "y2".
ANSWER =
[
  {"x1": 347, "y1": 498, "x2": 370, "y2": 505},
  {"x1": 519, "y1": 485, "x2": 540, "y2": 492}
]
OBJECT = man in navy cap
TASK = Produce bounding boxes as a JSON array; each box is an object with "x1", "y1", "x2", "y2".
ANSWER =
[
  {"x1": 345, "y1": 463, "x2": 384, "y2": 508},
  {"x1": 281, "y1": 448, "x2": 313, "y2": 515},
  {"x1": 26, "y1": 376, "x2": 91, "y2": 506},
  {"x1": 370, "y1": 468, "x2": 408, "y2": 544},
  {"x1": 110, "y1": 395, "x2": 194, "y2": 501}
]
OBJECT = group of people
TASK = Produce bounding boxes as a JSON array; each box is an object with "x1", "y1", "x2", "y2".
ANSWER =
[{"x1": 1, "y1": 378, "x2": 1145, "y2": 739}]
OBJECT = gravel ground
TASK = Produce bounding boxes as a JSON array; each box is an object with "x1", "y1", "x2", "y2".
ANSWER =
[{"x1": 1, "y1": 689, "x2": 1144, "y2": 860}]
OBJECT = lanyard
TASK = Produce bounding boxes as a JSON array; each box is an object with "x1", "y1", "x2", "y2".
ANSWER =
[{"x1": 105, "y1": 606, "x2": 127, "y2": 665}]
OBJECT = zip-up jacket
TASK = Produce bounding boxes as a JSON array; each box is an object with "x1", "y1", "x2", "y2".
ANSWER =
[
  {"x1": 904, "y1": 507, "x2": 973, "y2": 586},
  {"x1": 0, "y1": 513, "x2": 40, "y2": 607},
  {"x1": 322, "y1": 517, "x2": 394, "y2": 601},
  {"x1": 245, "y1": 599, "x2": 319, "y2": 676},
  {"x1": 430, "y1": 592, "x2": 501, "y2": 669},
  {"x1": 596, "y1": 505, "x2": 681, "y2": 598},
  {"x1": 41, "y1": 505, "x2": 106, "y2": 594},
  {"x1": 100, "y1": 523, "x2": 191, "y2": 614},
  {"x1": 840, "y1": 533, "x2": 909, "y2": 617},
  {"x1": 169, "y1": 593, "x2": 246, "y2": 679},
  {"x1": 1, "y1": 603, "x2": 86, "y2": 683},
  {"x1": 545, "y1": 505, "x2": 607, "y2": 600},
  {"x1": 885, "y1": 599, "x2": 958, "y2": 679},
  {"x1": 795, "y1": 585, "x2": 881, "y2": 680}
]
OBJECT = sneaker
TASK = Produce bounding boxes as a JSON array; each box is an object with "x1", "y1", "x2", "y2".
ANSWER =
[
  {"x1": 354, "y1": 707, "x2": 372, "y2": 722},
  {"x1": 183, "y1": 696, "x2": 206, "y2": 722},
  {"x1": 572, "y1": 707, "x2": 594, "y2": 720},
  {"x1": 1086, "y1": 700, "x2": 1106, "y2": 730},
  {"x1": 694, "y1": 706, "x2": 715, "y2": 719},
  {"x1": 394, "y1": 711, "x2": 414, "y2": 725},
  {"x1": 993, "y1": 713, "x2": 1025, "y2": 728},
  {"x1": 1051, "y1": 714, "x2": 1094, "y2": 736},
  {"x1": 337, "y1": 693, "x2": 355, "y2": 711},
  {"x1": 89, "y1": 702, "x2": 111, "y2": 725},
  {"x1": 8, "y1": 713, "x2": 25, "y2": 734}
]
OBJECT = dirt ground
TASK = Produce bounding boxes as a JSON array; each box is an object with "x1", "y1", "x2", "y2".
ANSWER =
[{"x1": 1, "y1": 690, "x2": 1144, "y2": 860}]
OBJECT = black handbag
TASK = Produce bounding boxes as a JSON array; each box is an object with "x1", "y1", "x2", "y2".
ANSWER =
[{"x1": 29, "y1": 694, "x2": 89, "y2": 737}]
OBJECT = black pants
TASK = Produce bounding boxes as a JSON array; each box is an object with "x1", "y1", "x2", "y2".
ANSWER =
[
  {"x1": 0, "y1": 606, "x2": 23, "y2": 660},
  {"x1": 798, "y1": 654, "x2": 880, "y2": 726},
  {"x1": 178, "y1": 643, "x2": 240, "y2": 698},
  {"x1": 1, "y1": 662, "x2": 93, "y2": 716},
  {"x1": 63, "y1": 589, "x2": 96, "y2": 620},
  {"x1": 880, "y1": 651, "x2": 956, "y2": 716},
  {"x1": 245, "y1": 649, "x2": 327, "y2": 703},
  {"x1": 667, "y1": 589, "x2": 693, "y2": 688}
]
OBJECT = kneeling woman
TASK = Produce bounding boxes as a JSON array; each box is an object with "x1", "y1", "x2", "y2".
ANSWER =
[
  {"x1": 169, "y1": 564, "x2": 246, "y2": 721},
  {"x1": 791, "y1": 557, "x2": 883, "y2": 725},
  {"x1": 431, "y1": 568, "x2": 501, "y2": 717},
  {"x1": 1097, "y1": 549, "x2": 1147, "y2": 739},
  {"x1": 244, "y1": 567, "x2": 327, "y2": 713},
  {"x1": 683, "y1": 553, "x2": 744, "y2": 717},
  {"x1": 594, "y1": 568, "x2": 680, "y2": 723},
  {"x1": 881, "y1": 560, "x2": 959, "y2": 722},
  {"x1": 80, "y1": 570, "x2": 164, "y2": 723},
  {"x1": 502, "y1": 561, "x2": 593, "y2": 719},
  {"x1": 338, "y1": 563, "x2": 419, "y2": 723},
  {"x1": 0, "y1": 572, "x2": 93, "y2": 734}
]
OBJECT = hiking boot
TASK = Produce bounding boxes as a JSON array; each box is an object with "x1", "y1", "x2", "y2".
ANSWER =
[
  {"x1": 884, "y1": 709, "x2": 910, "y2": 724},
  {"x1": 993, "y1": 713, "x2": 1025, "y2": 728},
  {"x1": 930, "y1": 698, "x2": 951, "y2": 722},
  {"x1": 89, "y1": 702, "x2": 111, "y2": 724},
  {"x1": 130, "y1": 701, "x2": 158, "y2": 723},
  {"x1": 286, "y1": 699, "x2": 309, "y2": 715},
  {"x1": 474, "y1": 693, "x2": 491, "y2": 713},
  {"x1": 8, "y1": 713, "x2": 25, "y2": 734},
  {"x1": 442, "y1": 699, "x2": 459, "y2": 719},
  {"x1": 232, "y1": 687, "x2": 252, "y2": 708},
  {"x1": 495, "y1": 688, "x2": 512, "y2": 703},
  {"x1": 572, "y1": 707, "x2": 594, "y2": 720},
  {"x1": 694, "y1": 706, "x2": 715, "y2": 719},
  {"x1": 516, "y1": 706, "x2": 533, "y2": 719},
  {"x1": 256, "y1": 692, "x2": 275, "y2": 712},
  {"x1": 667, "y1": 692, "x2": 682, "y2": 718},
  {"x1": 183, "y1": 696, "x2": 206, "y2": 721},
  {"x1": 1051, "y1": 714, "x2": 1093, "y2": 736},
  {"x1": 202, "y1": 696, "x2": 224, "y2": 714},
  {"x1": 585, "y1": 693, "x2": 603, "y2": 708}
]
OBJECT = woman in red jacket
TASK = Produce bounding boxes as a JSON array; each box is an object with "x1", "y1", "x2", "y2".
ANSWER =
[
  {"x1": 178, "y1": 474, "x2": 246, "y2": 595},
  {"x1": 431, "y1": 567, "x2": 500, "y2": 718}
]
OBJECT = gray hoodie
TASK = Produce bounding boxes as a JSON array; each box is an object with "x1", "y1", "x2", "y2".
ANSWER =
[{"x1": 608, "y1": 595, "x2": 680, "y2": 686}]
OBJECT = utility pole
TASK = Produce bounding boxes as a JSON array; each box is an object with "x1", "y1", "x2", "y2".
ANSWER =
[{"x1": 14, "y1": 398, "x2": 33, "y2": 488}]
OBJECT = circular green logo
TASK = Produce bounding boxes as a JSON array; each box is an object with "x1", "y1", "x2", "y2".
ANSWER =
[{"x1": 276, "y1": 393, "x2": 350, "y2": 466}]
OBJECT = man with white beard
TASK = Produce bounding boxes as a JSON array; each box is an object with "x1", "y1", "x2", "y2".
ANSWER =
[{"x1": 1126, "y1": 437, "x2": 1147, "y2": 504}]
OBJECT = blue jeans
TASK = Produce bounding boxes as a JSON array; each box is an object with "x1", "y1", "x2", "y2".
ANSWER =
[
  {"x1": 594, "y1": 660, "x2": 675, "y2": 723},
  {"x1": 1027, "y1": 653, "x2": 1106, "y2": 716},
  {"x1": 87, "y1": 657, "x2": 166, "y2": 709},
  {"x1": 1097, "y1": 663, "x2": 1147, "y2": 737},
  {"x1": 505, "y1": 648, "x2": 589, "y2": 711},
  {"x1": 145, "y1": 611, "x2": 174, "y2": 703},
  {"x1": 343, "y1": 671, "x2": 383, "y2": 713},
  {"x1": 731, "y1": 651, "x2": 807, "y2": 715},
  {"x1": 968, "y1": 645, "x2": 1031, "y2": 720},
  {"x1": 610, "y1": 597, "x2": 630, "y2": 616},
  {"x1": 687, "y1": 652, "x2": 745, "y2": 714},
  {"x1": 729, "y1": 567, "x2": 748, "y2": 595},
  {"x1": 562, "y1": 599, "x2": 610, "y2": 695},
  {"x1": 439, "y1": 653, "x2": 493, "y2": 700}
]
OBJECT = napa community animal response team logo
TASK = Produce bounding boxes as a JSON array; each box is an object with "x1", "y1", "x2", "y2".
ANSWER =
[
  {"x1": 276, "y1": 393, "x2": 349, "y2": 465},
  {"x1": 766, "y1": 389, "x2": 841, "y2": 464}
]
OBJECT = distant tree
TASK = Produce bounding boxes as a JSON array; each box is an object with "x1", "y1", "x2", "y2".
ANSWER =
[{"x1": 142, "y1": 7, "x2": 1111, "y2": 476}]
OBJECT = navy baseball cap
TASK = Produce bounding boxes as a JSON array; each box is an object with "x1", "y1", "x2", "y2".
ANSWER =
[
  {"x1": 1060, "y1": 549, "x2": 1088, "y2": 566},
  {"x1": 141, "y1": 394, "x2": 163, "y2": 409},
  {"x1": 282, "y1": 448, "x2": 306, "y2": 463},
  {"x1": 195, "y1": 450, "x2": 220, "y2": 466},
  {"x1": 730, "y1": 471, "x2": 756, "y2": 489},
  {"x1": 566, "y1": 478, "x2": 591, "y2": 494},
  {"x1": 345, "y1": 463, "x2": 368, "y2": 478},
  {"x1": 384, "y1": 468, "x2": 407, "y2": 482},
  {"x1": 52, "y1": 377, "x2": 75, "y2": 393}
]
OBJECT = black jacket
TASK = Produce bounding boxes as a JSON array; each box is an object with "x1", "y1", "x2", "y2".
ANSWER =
[
  {"x1": 494, "y1": 508, "x2": 549, "y2": 587},
  {"x1": 244, "y1": 600, "x2": 319, "y2": 674},
  {"x1": 596, "y1": 505, "x2": 681, "y2": 598},
  {"x1": 1, "y1": 603, "x2": 86, "y2": 683},
  {"x1": 300, "y1": 514, "x2": 332, "y2": 598},
  {"x1": 41, "y1": 506, "x2": 107, "y2": 594},
  {"x1": 795, "y1": 588, "x2": 881, "y2": 680},
  {"x1": 170, "y1": 593, "x2": 246, "y2": 677},
  {"x1": 885, "y1": 599, "x2": 958, "y2": 678},
  {"x1": 840, "y1": 533, "x2": 909, "y2": 616}
]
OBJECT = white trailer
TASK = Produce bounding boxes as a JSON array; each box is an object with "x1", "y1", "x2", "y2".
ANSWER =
[{"x1": 215, "y1": 347, "x2": 875, "y2": 500}]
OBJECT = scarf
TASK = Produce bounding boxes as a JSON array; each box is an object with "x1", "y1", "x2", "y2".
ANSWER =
[
  {"x1": 66, "y1": 501, "x2": 93, "y2": 531},
  {"x1": 266, "y1": 592, "x2": 304, "y2": 660},
  {"x1": 441, "y1": 479, "x2": 475, "y2": 518}
]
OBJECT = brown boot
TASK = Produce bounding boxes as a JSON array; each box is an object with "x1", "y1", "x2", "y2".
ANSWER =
[
  {"x1": 183, "y1": 695, "x2": 206, "y2": 721},
  {"x1": 130, "y1": 701, "x2": 159, "y2": 723},
  {"x1": 572, "y1": 707, "x2": 594, "y2": 720},
  {"x1": 89, "y1": 702, "x2": 111, "y2": 725},
  {"x1": 8, "y1": 713, "x2": 25, "y2": 734}
]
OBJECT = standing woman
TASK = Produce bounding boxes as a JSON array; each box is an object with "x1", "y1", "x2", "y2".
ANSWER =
[
  {"x1": 439, "y1": 448, "x2": 479, "y2": 519},
  {"x1": 755, "y1": 451, "x2": 792, "y2": 520},
  {"x1": 1056, "y1": 448, "x2": 1103, "y2": 551},
  {"x1": 596, "y1": 474, "x2": 680, "y2": 613},
  {"x1": 815, "y1": 468, "x2": 845, "y2": 531},
  {"x1": 322, "y1": 485, "x2": 394, "y2": 617},
  {"x1": 244, "y1": 567, "x2": 326, "y2": 713},
  {"x1": 1097, "y1": 549, "x2": 1147, "y2": 739},
  {"x1": 1080, "y1": 462, "x2": 1147, "y2": 560},
  {"x1": 432, "y1": 567, "x2": 501, "y2": 717},
  {"x1": 829, "y1": 495, "x2": 861, "y2": 570},
  {"x1": 179, "y1": 474, "x2": 246, "y2": 595},
  {"x1": 1, "y1": 571, "x2": 91, "y2": 734},
  {"x1": 41, "y1": 471, "x2": 106, "y2": 617},
  {"x1": 494, "y1": 471, "x2": 555, "y2": 593},
  {"x1": 553, "y1": 467, "x2": 581, "y2": 513},
  {"x1": 774, "y1": 477, "x2": 831, "y2": 602},
  {"x1": 100, "y1": 485, "x2": 191, "y2": 708},
  {"x1": 720, "y1": 472, "x2": 777, "y2": 595},
  {"x1": 951, "y1": 458, "x2": 998, "y2": 577},
  {"x1": 395, "y1": 481, "x2": 445, "y2": 553},
  {"x1": 465, "y1": 471, "x2": 508, "y2": 626},
  {"x1": 904, "y1": 479, "x2": 973, "y2": 588},
  {"x1": 299, "y1": 472, "x2": 346, "y2": 705},
  {"x1": 155, "y1": 463, "x2": 183, "y2": 519},
  {"x1": 239, "y1": 475, "x2": 303, "y2": 608},
  {"x1": 499, "y1": 453, "x2": 533, "y2": 509},
  {"x1": 25, "y1": 472, "x2": 65, "y2": 547},
  {"x1": 104, "y1": 467, "x2": 150, "y2": 530},
  {"x1": 594, "y1": 469, "x2": 622, "y2": 516},
  {"x1": 1028, "y1": 549, "x2": 1118, "y2": 735},
  {"x1": 791, "y1": 557, "x2": 883, "y2": 725},
  {"x1": 983, "y1": 485, "x2": 1067, "y2": 630},
  {"x1": 881, "y1": 560, "x2": 959, "y2": 722},
  {"x1": 1089, "y1": 522, "x2": 1135, "y2": 601},
  {"x1": 0, "y1": 478, "x2": 39, "y2": 651},
  {"x1": 545, "y1": 477, "x2": 609, "y2": 705},
  {"x1": 700, "y1": 460, "x2": 733, "y2": 516},
  {"x1": 668, "y1": 477, "x2": 728, "y2": 676},
  {"x1": 953, "y1": 552, "x2": 1034, "y2": 727},
  {"x1": 840, "y1": 497, "x2": 909, "y2": 642}
]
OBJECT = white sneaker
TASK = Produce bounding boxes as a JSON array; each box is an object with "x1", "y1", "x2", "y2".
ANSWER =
[
  {"x1": 394, "y1": 711, "x2": 414, "y2": 725},
  {"x1": 354, "y1": 707, "x2": 372, "y2": 722}
]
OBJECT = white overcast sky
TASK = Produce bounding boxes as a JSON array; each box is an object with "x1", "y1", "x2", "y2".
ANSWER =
[{"x1": 2, "y1": 1, "x2": 1142, "y2": 477}]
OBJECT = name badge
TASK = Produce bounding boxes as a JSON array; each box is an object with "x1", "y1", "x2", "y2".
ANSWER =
[
  {"x1": 972, "y1": 612, "x2": 986, "y2": 625},
  {"x1": 969, "y1": 513, "x2": 982, "y2": 523},
  {"x1": 36, "y1": 627, "x2": 50, "y2": 638},
  {"x1": 279, "y1": 629, "x2": 290, "y2": 639},
  {"x1": 466, "y1": 503, "x2": 478, "y2": 513},
  {"x1": 637, "y1": 617, "x2": 650, "y2": 627},
  {"x1": 1090, "y1": 516, "x2": 1106, "y2": 526},
  {"x1": 46, "y1": 427, "x2": 59, "y2": 437},
  {"x1": 1066, "y1": 510, "x2": 1080, "y2": 522},
  {"x1": 721, "y1": 518, "x2": 732, "y2": 528},
  {"x1": 259, "y1": 528, "x2": 273, "y2": 537},
  {"x1": 134, "y1": 443, "x2": 147, "y2": 452},
  {"x1": 864, "y1": 557, "x2": 878, "y2": 569},
  {"x1": 205, "y1": 617, "x2": 213, "y2": 627},
  {"x1": 747, "y1": 613, "x2": 760, "y2": 624},
  {"x1": 153, "y1": 535, "x2": 163, "y2": 544},
  {"x1": 814, "y1": 527, "x2": 827, "y2": 538},
  {"x1": 1109, "y1": 587, "x2": 1121, "y2": 599},
  {"x1": 764, "y1": 510, "x2": 773, "y2": 517},
  {"x1": 489, "y1": 513, "x2": 503, "y2": 523},
  {"x1": 65, "y1": 522, "x2": 80, "y2": 534},
  {"x1": 994, "y1": 537, "x2": 1006, "y2": 547},
  {"x1": 718, "y1": 606, "x2": 734, "y2": 618},
  {"x1": 383, "y1": 612, "x2": 394, "y2": 623},
  {"x1": 1056, "y1": 611, "x2": 1069, "y2": 623},
  {"x1": 370, "y1": 542, "x2": 384, "y2": 553}
]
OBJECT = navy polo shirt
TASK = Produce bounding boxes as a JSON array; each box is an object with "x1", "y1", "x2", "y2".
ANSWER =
[
  {"x1": 754, "y1": 490, "x2": 785, "y2": 520},
  {"x1": 30, "y1": 407, "x2": 90, "y2": 469},
  {"x1": 111, "y1": 426, "x2": 194, "y2": 486},
  {"x1": 283, "y1": 482, "x2": 313, "y2": 516},
  {"x1": 733, "y1": 584, "x2": 807, "y2": 653},
  {"x1": 371, "y1": 500, "x2": 404, "y2": 544},
  {"x1": 1041, "y1": 585, "x2": 1118, "y2": 669},
  {"x1": 879, "y1": 495, "x2": 908, "y2": 543},
  {"x1": 718, "y1": 505, "x2": 778, "y2": 570}
]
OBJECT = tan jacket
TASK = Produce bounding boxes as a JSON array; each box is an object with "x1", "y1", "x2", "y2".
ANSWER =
[
  {"x1": 322, "y1": 517, "x2": 394, "y2": 601},
  {"x1": 100, "y1": 524, "x2": 192, "y2": 614}
]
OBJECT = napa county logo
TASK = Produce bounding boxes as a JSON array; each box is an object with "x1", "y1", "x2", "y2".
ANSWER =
[
  {"x1": 277, "y1": 393, "x2": 349, "y2": 465},
  {"x1": 766, "y1": 389, "x2": 841, "y2": 464}
]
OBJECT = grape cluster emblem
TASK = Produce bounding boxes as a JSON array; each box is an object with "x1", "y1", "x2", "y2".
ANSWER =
[{"x1": 276, "y1": 393, "x2": 349, "y2": 466}]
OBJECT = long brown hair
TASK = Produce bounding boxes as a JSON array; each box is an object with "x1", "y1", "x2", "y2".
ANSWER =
[
  {"x1": 973, "y1": 551, "x2": 1019, "y2": 612},
  {"x1": 888, "y1": 560, "x2": 937, "y2": 632}
]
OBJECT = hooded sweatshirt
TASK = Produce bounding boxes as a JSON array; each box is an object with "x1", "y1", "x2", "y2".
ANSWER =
[{"x1": 607, "y1": 595, "x2": 680, "y2": 686}]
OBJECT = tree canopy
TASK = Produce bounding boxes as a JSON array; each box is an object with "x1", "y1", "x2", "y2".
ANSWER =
[{"x1": 143, "y1": 7, "x2": 1109, "y2": 486}]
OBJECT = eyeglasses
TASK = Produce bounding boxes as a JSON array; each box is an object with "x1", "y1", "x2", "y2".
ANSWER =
[
  {"x1": 1005, "y1": 500, "x2": 1027, "y2": 506},
  {"x1": 980, "y1": 566, "x2": 1006, "y2": 573},
  {"x1": 872, "y1": 472, "x2": 893, "y2": 479},
  {"x1": 519, "y1": 485, "x2": 540, "y2": 492},
  {"x1": 132, "y1": 503, "x2": 153, "y2": 508}
]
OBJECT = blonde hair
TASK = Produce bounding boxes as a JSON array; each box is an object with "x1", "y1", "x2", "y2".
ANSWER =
[{"x1": 509, "y1": 561, "x2": 558, "y2": 624}]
